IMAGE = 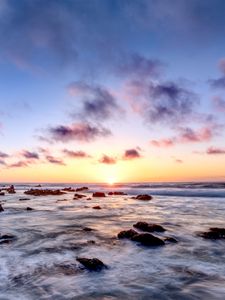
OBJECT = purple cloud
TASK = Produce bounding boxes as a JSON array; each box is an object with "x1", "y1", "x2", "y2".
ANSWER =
[
  {"x1": 123, "y1": 149, "x2": 141, "y2": 160},
  {"x1": 48, "y1": 122, "x2": 111, "y2": 142},
  {"x1": 46, "y1": 155, "x2": 66, "y2": 165},
  {"x1": 63, "y1": 149, "x2": 90, "y2": 158},
  {"x1": 68, "y1": 81, "x2": 122, "y2": 121},
  {"x1": 207, "y1": 147, "x2": 225, "y2": 155},
  {"x1": 0, "y1": 151, "x2": 9, "y2": 158},
  {"x1": 99, "y1": 155, "x2": 117, "y2": 164},
  {"x1": 212, "y1": 96, "x2": 225, "y2": 112},
  {"x1": 9, "y1": 161, "x2": 29, "y2": 168},
  {"x1": 21, "y1": 150, "x2": 39, "y2": 159}
]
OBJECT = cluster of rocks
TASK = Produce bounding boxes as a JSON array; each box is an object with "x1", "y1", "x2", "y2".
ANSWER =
[
  {"x1": 0, "y1": 185, "x2": 16, "y2": 195},
  {"x1": 118, "y1": 221, "x2": 177, "y2": 247},
  {"x1": 24, "y1": 189, "x2": 66, "y2": 196},
  {"x1": 76, "y1": 187, "x2": 88, "y2": 192},
  {"x1": 92, "y1": 192, "x2": 106, "y2": 197},
  {"x1": 62, "y1": 187, "x2": 76, "y2": 192},
  {"x1": 131, "y1": 194, "x2": 153, "y2": 201},
  {"x1": 199, "y1": 227, "x2": 225, "y2": 239}
]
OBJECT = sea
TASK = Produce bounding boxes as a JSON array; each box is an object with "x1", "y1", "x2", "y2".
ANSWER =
[{"x1": 0, "y1": 182, "x2": 224, "y2": 300}]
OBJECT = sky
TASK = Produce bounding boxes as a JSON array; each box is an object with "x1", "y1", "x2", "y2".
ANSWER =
[{"x1": 0, "y1": 0, "x2": 225, "y2": 183}]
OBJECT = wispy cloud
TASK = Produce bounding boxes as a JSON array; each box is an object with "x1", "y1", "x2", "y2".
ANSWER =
[
  {"x1": 206, "y1": 147, "x2": 225, "y2": 155},
  {"x1": 63, "y1": 149, "x2": 91, "y2": 158},
  {"x1": 99, "y1": 154, "x2": 117, "y2": 164}
]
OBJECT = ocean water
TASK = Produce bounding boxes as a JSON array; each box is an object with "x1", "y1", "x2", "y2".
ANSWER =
[{"x1": 0, "y1": 182, "x2": 224, "y2": 300}]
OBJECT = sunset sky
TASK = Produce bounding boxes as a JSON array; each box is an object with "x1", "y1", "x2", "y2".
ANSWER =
[{"x1": 0, "y1": 0, "x2": 225, "y2": 183}]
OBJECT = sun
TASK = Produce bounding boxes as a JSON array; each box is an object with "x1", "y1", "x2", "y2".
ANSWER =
[{"x1": 106, "y1": 176, "x2": 116, "y2": 185}]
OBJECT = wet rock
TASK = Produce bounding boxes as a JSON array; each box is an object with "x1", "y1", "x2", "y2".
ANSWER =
[
  {"x1": 133, "y1": 221, "x2": 166, "y2": 232},
  {"x1": 76, "y1": 257, "x2": 107, "y2": 271},
  {"x1": 24, "y1": 189, "x2": 66, "y2": 196},
  {"x1": 74, "y1": 193, "x2": 86, "y2": 199},
  {"x1": 133, "y1": 194, "x2": 152, "y2": 201},
  {"x1": 164, "y1": 237, "x2": 178, "y2": 243},
  {"x1": 108, "y1": 191, "x2": 127, "y2": 195},
  {"x1": 76, "y1": 187, "x2": 89, "y2": 192},
  {"x1": 0, "y1": 192, "x2": 5, "y2": 196},
  {"x1": 118, "y1": 229, "x2": 138, "y2": 239},
  {"x1": 199, "y1": 227, "x2": 225, "y2": 239},
  {"x1": 7, "y1": 185, "x2": 16, "y2": 194},
  {"x1": 0, "y1": 204, "x2": 4, "y2": 212},
  {"x1": 0, "y1": 234, "x2": 16, "y2": 244},
  {"x1": 92, "y1": 192, "x2": 106, "y2": 197},
  {"x1": 131, "y1": 233, "x2": 165, "y2": 246},
  {"x1": 62, "y1": 187, "x2": 76, "y2": 192},
  {"x1": 34, "y1": 184, "x2": 41, "y2": 187},
  {"x1": 92, "y1": 205, "x2": 101, "y2": 210},
  {"x1": 26, "y1": 207, "x2": 33, "y2": 211},
  {"x1": 83, "y1": 227, "x2": 93, "y2": 232},
  {"x1": 86, "y1": 197, "x2": 92, "y2": 200},
  {"x1": 19, "y1": 198, "x2": 30, "y2": 201}
]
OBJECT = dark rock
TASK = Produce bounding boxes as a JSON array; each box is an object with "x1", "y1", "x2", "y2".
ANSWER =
[
  {"x1": 76, "y1": 257, "x2": 107, "y2": 271},
  {"x1": 19, "y1": 198, "x2": 30, "y2": 201},
  {"x1": 24, "y1": 189, "x2": 66, "y2": 196},
  {"x1": 92, "y1": 205, "x2": 101, "y2": 210},
  {"x1": 26, "y1": 207, "x2": 33, "y2": 211},
  {"x1": 0, "y1": 192, "x2": 5, "y2": 196},
  {"x1": 83, "y1": 227, "x2": 93, "y2": 232},
  {"x1": 0, "y1": 204, "x2": 4, "y2": 212},
  {"x1": 199, "y1": 227, "x2": 225, "y2": 239},
  {"x1": 134, "y1": 194, "x2": 152, "y2": 201},
  {"x1": 7, "y1": 185, "x2": 16, "y2": 194},
  {"x1": 131, "y1": 233, "x2": 165, "y2": 246},
  {"x1": 74, "y1": 193, "x2": 86, "y2": 199},
  {"x1": 34, "y1": 184, "x2": 41, "y2": 187},
  {"x1": 86, "y1": 198, "x2": 92, "y2": 200},
  {"x1": 133, "y1": 221, "x2": 166, "y2": 232},
  {"x1": 0, "y1": 234, "x2": 16, "y2": 244},
  {"x1": 62, "y1": 187, "x2": 76, "y2": 192},
  {"x1": 92, "y1": 192, "x2": 106, "y2": 197},
  {"x1": 164, "y1": 237, "x2": 178, "y2": 243},
  {"x1": 108, "y1": 191, "x2": 127, "y2": 195},
  {"x1": 76, "y1": 187, "x2": 89, "y2": 192},
  {"x1": 118, "y1": 229, "x2": 138, "y2": 239}
]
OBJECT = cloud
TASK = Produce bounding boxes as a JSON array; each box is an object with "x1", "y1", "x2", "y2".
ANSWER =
[
  {"x1": 63, "y1": 149, "x2": 90, "y2": 158},
  {"x1": 48, "y1": 122, "x2": 111, "y2": 142},
  {"x1": 46, "y1": 155, "x2": 66, "y2": 165},
  {"x1": 21, "y1": 150, "x2": 39, "y2": 159},
  {"x1": 123, "y1": 149, "x2": 141, "y2": 160},
  {"x1": 212, "y1": 96, "x2": 225, "y2": 112},
  {"x1": 150, "y1": 125, "x2": 216, "y2": 147},
  {"x1": 125, "y1": 79, "x2": 198, "y2": 126},
  {"x1": 209, "y1": 58, "x2": 225, "y2": 89},
  {"x1": 68, "y1": 81, "x2": 123, "y2": 121},
  {"x1": 206, "y1": 147, "x2": 225, "y2": 155},
  {"x1": 9, "y1": 161, "x2": 29, "y2": 168},
  {"x1": 99, "y1": 154, "x2": 117, "y2": 164},
  {"x1": 0, "y1": 151, "x2": 9, "y2": 158},
  {"x1": 0, "y1": 159, "x2": 6, "y2": 165},
  {"x1": 175, "y1": 159, "x2": 183, "y2": 163}
]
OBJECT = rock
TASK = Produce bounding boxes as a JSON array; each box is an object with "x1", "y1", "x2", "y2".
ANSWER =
[
  {"x1": 74, "y1": 193, "x2": 86, "y2": 199},
  {"x1": 7, "y1": 185, "x2": 16, "y2": 194},
  {"x1": 0, "y1": 204, "x2": 4, "y2": 212},
  {"x1": 83, "y1": 227, "x2": 93, "y2": 232},
  {"x1": 19, "y1": 198, "x2": 30, "y2": 201},
  {"x1": 92, "y1": 192, "x2": 106, "y2": 197},
  {"x1": 92, "y1": 205, "x2": 101, "y2": 210},
  {"x1": 86, "y1": 198, "x2": 92, "y2": 200},
  {"x1": 0, "y1": 234, "x2": 16, "y2": 244},
  {"x1": 108, "y1": 191, "x2": 127, "y2": 195},
  {"x1": 199, "y1": 227, "x2": 225, "y2": 239},
  {"x1": 133, "y1": 221, "x2": 166, "y2": 232},
  {"x1": 131, "y1": 233, "x2": 165, "y2": 246},
  {"x1": 0, "y1": 192, "x2": 5, "y2": 196},
  {"x1": 26, "y1": 207, "x2": 33, "y2": 211},
  {"x1": 76, "y1": 257, "x2": 107, "y2": 271},
  {"x1": 76, "y1": 187, "x2": 89, "y2": 192},
  {"x1": 118, "y1": 229, "x2": 138, "y2": 239},
  {"x1": 164, "y1": 237, "x2": 178, "y2": 243},
  {"x1": 34, "y1": 184, "x2": 41, "y2": 187},
  {"x1": 134, "y1": 194, "x2": 152, "y2": 201},
  {"x1": 62, "y1": 187, "x2": 76, "y2": 192},
  {"x1": 24, "y1": 189, "x2": 66, "y2": 196}
]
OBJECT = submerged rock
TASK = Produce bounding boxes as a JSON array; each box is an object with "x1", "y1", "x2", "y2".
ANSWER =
[
  {"x1": 83, "y1": 227, "x2": 93, "y2": 232},
  {"x1": 92, "y1": 192, "x2": 106, "y2": 197},
  {"x1": 199, "y1": 227, "x2": 225, "y2": 239},
  {"x1": 131, "y1": 233, "x2": 165, "y2": 246},
  {"x1": 74, "y1": 193, "x2": 86, "y2": 199},
  {"x1": 118, "y1": 229, "x2": 138, "y2": 239},
  {"x1": 19, "y1": 198, "x2": 30, "y2": 201},
  {"x1": 24, "y1": 189, "x2": 66, "y2": 196},
  {"x1": 133, "y1": 194, "x2": 152, "y2": 201},
  {"x1": 0, "y1": 204, "x2": 4, "y2": 212},
  {"x1": 108, "y1": 191, "x2": 127, "y2": 195},
  {"x1": 0, "y1": 192, "x2": 5, "y2": 196},
  {"x1": 0, "y1": 234, "x2": 16, "y2": 244},
  {"x1": 133, "y1": 221, "x2": 166, "y2": 232},
  {"x1": 26, "y1": 207, "x2": 33, "y2": 211},
  {"x1": 62, "y1": 187, "x2": 76, "y2": 192},
  {"x1": 92, "y1": 205, "x2": 101, "y2": 210},
  {"x1": 76, "y1": 187, "x2": 88, "y2": 192},
  {"x1": 76, "y1": 257, "x2": 107, "y2": 271},
  {"x1": 164, "y1": 237, "x2": 178, "y2": 243}
]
